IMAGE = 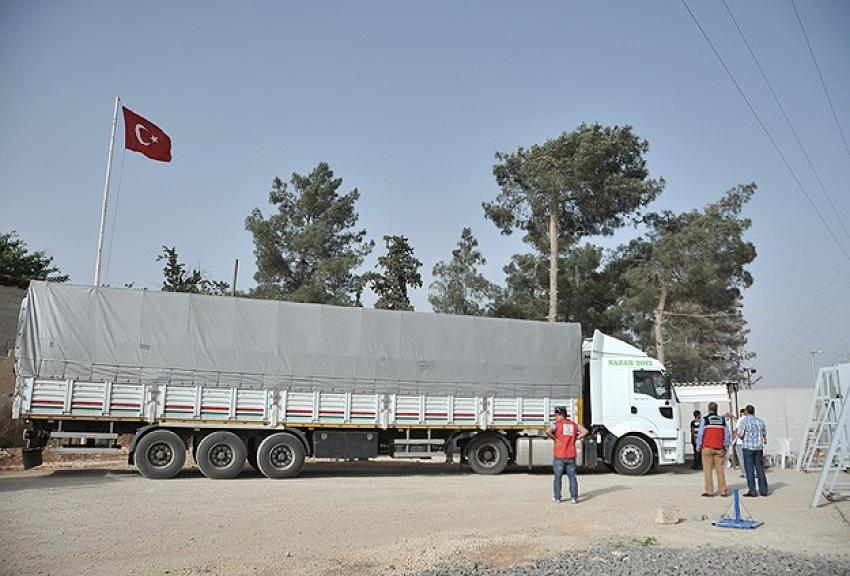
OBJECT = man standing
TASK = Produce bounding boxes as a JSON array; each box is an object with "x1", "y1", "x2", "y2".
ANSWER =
[
  {"x1": 546, "y1": 407, "x2": 588, "y2": 503},
  {"x1": 690, "y1": 410, "x2": 702, "y2": 470},
  {"x1": 696, "y1": 401, "x2": 730, "y2": 497},
  {"x1": 738, "y1": 405, "x2": 769, "y2": 497},
  {"x1": 734, "y1": 408, "x2": 748, "y2": 478}
]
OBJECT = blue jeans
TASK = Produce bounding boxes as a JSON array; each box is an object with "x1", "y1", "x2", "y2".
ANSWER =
[
  {"x1": 742, "y1": 448, "x2": 769, "y2": 496},
  {"x1": 553, "y1": 458, "x2": 578, "y2": 501}
]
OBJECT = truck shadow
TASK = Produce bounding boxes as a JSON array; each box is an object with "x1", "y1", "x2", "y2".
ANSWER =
[
  {"x1": 151, "y1": 462, "x2": 479, "y2": 480},
  {"x1": 264, "y1": 461, "x2": 476, "y2": 479},
  {"x1": 666, "y1": 463, "x2": 711, "y2": 475},
  {"x1": 0, "y1": 469, "x2": 125, "y2": 492},
  {"x1": 1, "y1": 461, "x2": 727, "y2": 484}
]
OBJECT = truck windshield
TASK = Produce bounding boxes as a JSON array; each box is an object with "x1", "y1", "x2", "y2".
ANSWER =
[{"x1": 633, "y1": 370, "x2": 668, "y2": 400}]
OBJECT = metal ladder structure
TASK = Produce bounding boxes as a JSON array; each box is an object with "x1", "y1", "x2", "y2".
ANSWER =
[
  {"x1": 811, "y1": 385, "x2": 850, "y2": 507},
  {"x1": 796, "y1": 366, "x2": 845, "y2": 472}
]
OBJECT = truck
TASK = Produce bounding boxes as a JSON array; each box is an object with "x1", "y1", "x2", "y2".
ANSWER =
[{"x1": 12, "y1": 281, "x2": 684, "y2": 479}]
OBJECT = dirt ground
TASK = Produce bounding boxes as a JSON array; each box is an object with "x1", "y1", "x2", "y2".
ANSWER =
[{"x1": 0, "y1": 457, "x2": 847, "y2": 576}]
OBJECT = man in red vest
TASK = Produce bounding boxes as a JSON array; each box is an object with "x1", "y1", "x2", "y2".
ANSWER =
[
  {"x1": 546, "y1": 406, "x2": 588, "y2": 503},
  {"x1": 695, "y1": 401, "x2": 731, "y2": 497}
]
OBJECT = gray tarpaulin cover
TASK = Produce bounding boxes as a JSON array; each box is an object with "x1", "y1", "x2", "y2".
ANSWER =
[{"x1": 16, "y1": 282, "x2": 582, "y2": 397}]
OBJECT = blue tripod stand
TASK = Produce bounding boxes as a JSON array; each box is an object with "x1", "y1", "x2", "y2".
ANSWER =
[{"x1": 713, "y1": 488, "x2": 763, "y2": 530}]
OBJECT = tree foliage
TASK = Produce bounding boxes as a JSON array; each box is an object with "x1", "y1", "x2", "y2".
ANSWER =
[
  {"x1": 488, "y1": 244, "x2": 626, "y2": 337},
  {"x1": 619, "y1": 183, "x2": 757, "y2": 381},
  {"x1": 428, "y1": 228, "x2": 497, "y2": 315},
  {"x1": 245, "y1": 162, "x2": 373, "y2": 304},
  {"x1": 157, "y1": 246, "x2": 230, "y2": 296},
  {"x1": 0, "y1": 231, "x2": 69, "y2": 284},
  {"x1": 484, "y1": 123, "x2": 664, "y2": 321},
  {"x1": 365, "y1": 235, "x2": 422, "y2": 311},
  {"x1": 484, "y1": 182, "x2": 758, "y2": 380}
]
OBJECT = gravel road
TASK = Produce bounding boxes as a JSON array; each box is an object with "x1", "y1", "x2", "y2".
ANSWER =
[
  {"x1": 418, "y1": 544, "x2": 850, "y2": 576},
  {"x1": 0, "y1": 459, "x2": 847, "y2": 575}
]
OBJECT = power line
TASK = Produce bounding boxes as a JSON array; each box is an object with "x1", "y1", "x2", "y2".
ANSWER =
[
  {"x1": 759, "y1": 274, "x2": 850, "y2": 384},
  {"x1": 757, "y1": 262, "x2": 849, "y2": 365},
  {"x1": 791, "y1": 0, "x2": 850, "y2": 162},
  {"x1": 679, "y1": 0, "x2": 850, "y2": 262},
  {"x1": 712, "y1": 1, "x2": 850, "y2": 373},
  {"x1": 721, "y1": 0, "x2": 850, "y2": 244}
]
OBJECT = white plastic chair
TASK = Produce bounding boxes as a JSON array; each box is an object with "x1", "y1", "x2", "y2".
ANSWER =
[{"x1": 775, "y1": 438, "x2": 792, "y2": 469}]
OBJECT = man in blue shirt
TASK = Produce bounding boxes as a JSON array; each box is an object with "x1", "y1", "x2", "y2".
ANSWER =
[{"x1": 738, "y1": 404, "x2": 769, "y2": 497}]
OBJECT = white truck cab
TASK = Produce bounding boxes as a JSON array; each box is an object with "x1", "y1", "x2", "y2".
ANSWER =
[{"x1": 585, "y1": 330, "x2": 685, "y2": 474}]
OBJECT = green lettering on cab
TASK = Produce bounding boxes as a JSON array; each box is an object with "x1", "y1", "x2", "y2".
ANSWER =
[{"x1": 607, "y1": 359, "x2": 654, "y2": 367}]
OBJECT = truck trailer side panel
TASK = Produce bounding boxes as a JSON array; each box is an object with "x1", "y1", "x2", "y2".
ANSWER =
[{"x1": 16, "y1": 282, "x2": 583, "y2": 399}]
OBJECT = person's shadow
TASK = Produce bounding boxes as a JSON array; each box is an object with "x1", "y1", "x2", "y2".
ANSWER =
[
  {"x1": 578, "y1": 485, "x2": 628, "y2": 501},
  {"x1": 727, "y1": 480, "x2": 786, "y2": 494}
]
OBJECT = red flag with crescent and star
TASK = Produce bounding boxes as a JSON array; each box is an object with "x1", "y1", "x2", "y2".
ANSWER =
[{"x1": 122, "y1": 106, "x2": 172, "y2": 162}]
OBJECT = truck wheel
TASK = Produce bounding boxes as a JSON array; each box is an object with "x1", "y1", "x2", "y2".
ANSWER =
[
  {"x1": 256, "y1": 433, "x2": 306, "y2": 479},
  {"x1": 195, "y1": 431, "x2": 247, "y2": 479},
  {"x1": 135, "y1": 429, "x2": 186, "y2": 479},
  {"x1": 613, "y1": 436, "x2": 653, "y2": 476},
  {"x1": 466, "y1": 434, "x2": 509, "y2": 475}
]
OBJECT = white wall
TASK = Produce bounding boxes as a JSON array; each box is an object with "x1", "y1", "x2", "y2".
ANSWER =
[
  {"x1": 677, "y1": 368, "x2": 847, "y2": 459},
  {"x1": 737, "y1": 387, "x2": 813, "y2": 457}
]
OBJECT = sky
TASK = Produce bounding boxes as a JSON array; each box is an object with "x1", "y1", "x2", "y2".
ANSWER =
[{"x1": 1, "y1": 1, "x2": 848, "y2": 388}]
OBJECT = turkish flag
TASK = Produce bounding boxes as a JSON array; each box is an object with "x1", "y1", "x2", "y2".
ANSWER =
[{"x1": 122, "y1": 106, "x2": 172, "y2": 162}]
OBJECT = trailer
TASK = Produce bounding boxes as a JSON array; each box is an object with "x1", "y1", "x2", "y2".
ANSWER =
[{"x1": 12, "y1": 282, "x2": 683, "y2": 479}]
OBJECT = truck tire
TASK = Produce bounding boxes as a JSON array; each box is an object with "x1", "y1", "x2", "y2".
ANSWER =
[
  {"x1": 195, "y1": 431, "x2": 247, "y2": 479},
  {"x1": 135, "y1": 429, "x2": 186, "y2": 479},
  {"x1": 256, "y1": 433, "x2": 306, "y2": 479},
  {"x1": 613, "y1": 436, "x2": 653, "y2": 476},
  {"x1": 466, "y1": 434, "x2": 509, "y2": 475}
]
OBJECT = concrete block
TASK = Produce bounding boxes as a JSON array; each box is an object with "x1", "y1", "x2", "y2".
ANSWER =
[{"x1": 655, "y1": 505, "x2": 680, "y2": 525}]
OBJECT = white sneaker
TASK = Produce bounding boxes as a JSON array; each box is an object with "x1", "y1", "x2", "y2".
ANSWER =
[
  {"x1": 571, "y1": 498, "x2": 579, "y2": 504},
  {"x1": 552, "y1": 498, "x2": 561, "y2": 503}
]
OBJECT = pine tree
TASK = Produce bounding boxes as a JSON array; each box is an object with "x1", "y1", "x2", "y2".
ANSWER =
[
  {"x1": 157, "y1": 246, "x2": 229, "y2": 296},
  {"x1": 0, "y1": 231, "x2": 68, "y2": 284},
  {"x1": 366, "y1": 235, "x2": 423, "y2": 311},
  {"x1": 429, "y1": 228, "x2": 496, "y2": 315},
  {"x1": 620, "y1": 183, "x2": 757, "y2": 381},
  {"x1": 484, "y1": 123, "x2": 663, "y2": 322},
  {"x1": 488, "y1": 244, "x2": 625, "y2": 337},
  {"x1": 245, "y1": 162, "x2": 373, "y2": 304}
]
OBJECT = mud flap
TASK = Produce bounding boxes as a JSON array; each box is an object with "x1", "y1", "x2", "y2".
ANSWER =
[
  {"x1": 22, "y1": 423, "x2": 51, "y2": 469},
  {"x1": 22, "y1": 449, "x2": 43, "y2": 469}
]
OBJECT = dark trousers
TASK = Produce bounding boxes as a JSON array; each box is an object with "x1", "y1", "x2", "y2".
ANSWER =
[
  {"x1": 743, "y1": 448, "x2": 769, "y2": 496},
  {"x1": 691, "y1": 443, "x2": 702, "y2": 469},
  {"x1": 553, "y1": 458, "x2": 578, "y2": 501}
]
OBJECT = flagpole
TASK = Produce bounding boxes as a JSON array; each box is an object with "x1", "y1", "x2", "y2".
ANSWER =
[{"x1": 94, "y1": 96, "x2": 120, "y2": 286}]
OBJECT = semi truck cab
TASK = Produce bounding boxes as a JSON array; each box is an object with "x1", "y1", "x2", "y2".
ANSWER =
[{"x1": 585, "y1": 330, "x2": 684, "y2": 474}]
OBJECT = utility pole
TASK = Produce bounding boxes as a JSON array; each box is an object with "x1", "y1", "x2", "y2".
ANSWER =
[
  {"x1": 232, "y1": 258, "x2": 239, "y2": 297},
  {"x1": 810, "y1": 349, "x2": 823, "y2": 386}
]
